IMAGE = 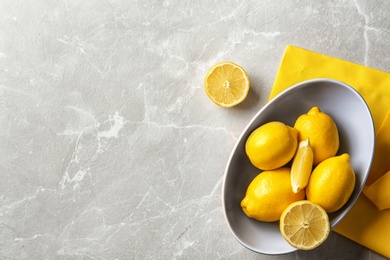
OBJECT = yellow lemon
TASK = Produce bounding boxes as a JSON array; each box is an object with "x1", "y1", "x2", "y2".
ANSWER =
[
  {"x1": 294, "y1": 106, "x2": 339, "y2": 165},
  {"x1": 204, "y1": 61, "x2": 250, "y2": 108},
  {"x1": 280, "y1": 200, "x2": 330, "y2": 250},
  {"x1": 306, "y1": 153, "x2": 356, "y2": 213},
  {"x1": 245, "y1": 121, "x2": 298, "y2": 170},
  {"x1": 291, "y1": 138, "x2": 314, "y2": 193},
  {"x1": 241, "y1": 168, "x2": 305, "y2": 222}
]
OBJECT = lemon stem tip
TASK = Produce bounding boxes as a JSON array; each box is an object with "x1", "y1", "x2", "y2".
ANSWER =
[{"x1": 308, "y1": 106, "x2": 321, "y2": 115}]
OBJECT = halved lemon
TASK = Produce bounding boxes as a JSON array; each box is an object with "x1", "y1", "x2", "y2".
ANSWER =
[
  {"x1": 280, "y1": 200, "x2": 330, "y2": 250},
  {"x1": 291, "y1": 138, "x2": 314, "y2": 193},
  {"x1": 204, "y1": 61, "x2": 250, "y2": 108}
]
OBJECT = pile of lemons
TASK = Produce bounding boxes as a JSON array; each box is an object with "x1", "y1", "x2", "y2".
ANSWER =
[
  {"x1": 203, "y1": 61, "x2": 355, "y2": 250},
  {"x1": 242, "y1": 106, "x2": 356, "y2": 250}
]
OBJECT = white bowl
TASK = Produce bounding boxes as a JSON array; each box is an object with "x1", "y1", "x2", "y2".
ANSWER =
[{"x1": 222, "y1": 78, "x2": 375, "y2": 254}]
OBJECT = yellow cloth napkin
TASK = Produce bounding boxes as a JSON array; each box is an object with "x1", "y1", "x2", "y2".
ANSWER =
[
  {"x1": 269, "y1": 45, "x2": 390, "y2": 258},
  {"x1": 363, "y1": 110, "x2": 390, "y2": 211}
]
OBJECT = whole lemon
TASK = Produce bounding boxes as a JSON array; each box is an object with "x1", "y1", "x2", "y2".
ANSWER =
[
  {"x1": 245, "y1": 121, "x2": 298, "y2": 170},
  {"x1": 241, "y1": 168, "x2": 305, "y2": 222},
  {"x1": 294, "y1": 106, "x2": 339, "y2": 165},
  {"x1": 306, "y1": 154, "x2": 356, "y2": 213}
]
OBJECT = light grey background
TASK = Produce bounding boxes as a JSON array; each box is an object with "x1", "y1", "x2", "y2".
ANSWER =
[{"x1": 0, "y1": 0, "x2": 388, "y2": 259}]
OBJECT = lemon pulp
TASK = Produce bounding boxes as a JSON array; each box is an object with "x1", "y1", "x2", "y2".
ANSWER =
[
  {"x1": 291, "y1": 138, "x2": 314, "y2": 193},
  {"x1": 280, "y1": 200, "x2": 330, "y2": 250},
  {"x1": 204, "y1": 61, "x2": 250, "y2": 108}
]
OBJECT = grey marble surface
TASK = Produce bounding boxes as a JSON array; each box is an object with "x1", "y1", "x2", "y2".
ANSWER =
[{"x1": 1, "y1": 0, "x2": 389, "y2": 259}]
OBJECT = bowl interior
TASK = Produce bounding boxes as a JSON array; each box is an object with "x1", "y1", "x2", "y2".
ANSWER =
[{"x1": 222, "y1": 79, "x2": 375, "y2": 254}]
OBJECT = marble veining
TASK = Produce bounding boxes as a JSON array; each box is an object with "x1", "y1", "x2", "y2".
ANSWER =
[{"x1": 1, "y1": 0, "x2": 389, "y2": 259}]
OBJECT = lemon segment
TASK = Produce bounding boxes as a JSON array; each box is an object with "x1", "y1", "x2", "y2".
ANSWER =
[
  {"x1": 204, "y1": 62, "x2": 250, "y2": 108},
  {"x1": 291, "y1": 138, "x2": 314, "y2": 193},
  {"x1": 280, "y1": 200, "x2": 330, "y2": 250}
]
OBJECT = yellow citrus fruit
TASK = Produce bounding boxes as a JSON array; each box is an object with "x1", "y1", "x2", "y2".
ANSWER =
[
  {"x1": 280, "y1": 200, "x2": 330, "y2": 250},
  {"x1": 241, "y1": 168, "x2": 305, "y2": 222},
  {"x1": 291, "y1": 138, "x2": 314, "y2": 193},
  {"x1": 204, "y1": 61, "x2": 250, "y2": 108},
  {"x1": 294, "y1": 106, "x2": 339, "y2": 165},
  {"x1": 245, "y1": 121, "x2": 298, "y2": 170},
  {"x1": 306, "y1": 153, "x2": 356, "y2": 213}
]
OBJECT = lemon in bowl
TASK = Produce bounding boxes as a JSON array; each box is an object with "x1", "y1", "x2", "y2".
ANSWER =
[
  {"x1": 306, "y1": 153, "x2": 356, "y2": 213},
  {"x1": 240, "y1": 167, "x2": 305, "y2": 222},
  {"x1": 245, "y1": 122, "x2": 299, "y2": 170},
  {"x1": 222, "y1": 79, "x2": 375, "y2": 254},
  {"x1": 294, "y1": 106, "x2": 340, "y2": 165}
]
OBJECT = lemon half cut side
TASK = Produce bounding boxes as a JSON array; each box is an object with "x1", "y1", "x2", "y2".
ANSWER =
[
  {"x1": 204, "y1": 62, "x2": 250, "y2": 108},
  {"x1": 280, "y1": 200, "x2": 330, "y2": 250}
]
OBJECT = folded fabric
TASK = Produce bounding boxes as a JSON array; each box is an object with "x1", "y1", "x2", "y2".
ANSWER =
[
  {"x1": 363, "y1": 169, "x2": 390, "y2": 211},
  {"x1": 363, "y1": 110, "x2": 390, "y2": 210},
  {"x1": 269, "y1": 45, "x2": 390, "y2": 258}
]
